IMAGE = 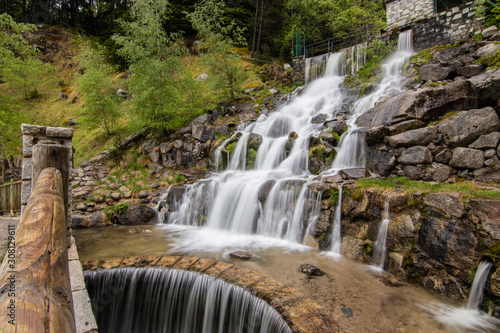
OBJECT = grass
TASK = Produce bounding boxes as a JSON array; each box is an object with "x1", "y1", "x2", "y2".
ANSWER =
[{"x1": 356, "y1": 177, "x2": 500, "y2": 200}]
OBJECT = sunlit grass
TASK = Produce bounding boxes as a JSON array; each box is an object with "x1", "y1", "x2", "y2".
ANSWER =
[{"x1": 356, "y1": 177, "x2": 500, "y2": 200}]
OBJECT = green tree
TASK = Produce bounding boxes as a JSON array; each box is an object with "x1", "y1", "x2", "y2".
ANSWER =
[
  {"x1": 112, "y1": 0, "x2": 199, "y2": 132},
  {"x1": 0, "y1": 13, "x2": 51, "y2": 100},
  {"x1": 76, "y1": 43, "x2": 120, "y2": 135},
  {"x1": 188, "y1": 0, "x2": 248, "y2": 101}
]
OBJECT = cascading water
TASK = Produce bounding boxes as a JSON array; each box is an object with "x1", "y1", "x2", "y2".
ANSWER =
[
  {"x1": 371, "y1": 200, "x2": 390, "y2": 270},
  {"x1": 158, "y1": 32, "x2": 414, "y2": 252},
  {"x1": 467, "y1": 261, "x2": 493, "y2": 310},
  {"x1": 423, "y1": 260, "x2": 500, "y2": 332},
  {"x1": 331, "y1": 30, "x2": 414, "y2": 170},
  {"x1": 329, "y1": 185, "x2": 342, "y2": 255},
  {"x1": 85, "y1": 268, "x2": 292, "y2": 333}
]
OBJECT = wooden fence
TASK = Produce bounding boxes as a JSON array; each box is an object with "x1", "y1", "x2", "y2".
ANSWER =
[{"x1": 0, "y1": 180, "x2": 22, "y2": 215}]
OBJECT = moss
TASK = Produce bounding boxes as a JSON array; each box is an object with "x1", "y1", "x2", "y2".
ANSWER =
[
  {"x1": 309, "y1": 145, "x2": 327, "y2": 159},
  {"x1": 363, "y1": 244, "x2": 373, "y2": 256},
  {"x1": 247, "y1": 148, "x2": 257, "y2": 169},
  {"x1": 403, "y1": 244, "x2": 421, "y2": 280},
  {"x1": 225, "y1": 141, "x2": 237, "y2": 156},
  {"x1": 483, "y1": 241, "x2": 500, "y2": 259}
]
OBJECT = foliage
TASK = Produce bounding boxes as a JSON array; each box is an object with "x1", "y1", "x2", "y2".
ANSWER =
[
  {"x1": 76, "y1": 42, "x2": 120, "y2": 135},
  {"x1": 112, "y1": 0, "x2": 202, "y2": 132},
  {"x1": 104, "y1": 202, "x2": 130, "y2": 219},
  {"x1": 0, "y1": 14, "x2": 51, "y2": 101},
  {"x1": 188, "y1": 0, "x2": 248, "y2": 101}
]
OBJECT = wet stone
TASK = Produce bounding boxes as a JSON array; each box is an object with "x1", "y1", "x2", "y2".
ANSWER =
[
  {"x1": 341, "y1": 307, "x2": 354, "y2": 318},
  {"x1": 298, "y1": 264, "x2": 324, "y2": 276},
  {"x1": 229, "y1": 251, "x2": 253, "y2": 260}
]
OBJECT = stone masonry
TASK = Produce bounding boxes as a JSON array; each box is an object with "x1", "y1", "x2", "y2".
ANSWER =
[
  {"x1": 385, "y1": 0, "x2": 435, "y2": 30},
  {"x1": 21, "y1": 124, "x2": 74, "y2": 223}
]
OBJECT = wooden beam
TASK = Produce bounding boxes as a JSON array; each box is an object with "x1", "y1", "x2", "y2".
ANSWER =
[{"x1": 0, "y1": 167, "x2": 75, "y2": 332}]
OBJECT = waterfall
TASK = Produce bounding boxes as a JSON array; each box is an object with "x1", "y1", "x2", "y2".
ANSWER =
[
  {"x1": 331, "y1": 30, "x2": 414, "y2": 170},
  {"x1": 157, "y1": 34, "x2": 414, "y2": 252},
  {"x1": 371, "y1": 200, "x2": 390, "y2": 270},
  {"x1": 85, "y1": 268, "x2": 292, "y2": 333},
  {"x1": 423, "y1": 260, "x2": 500, "y2": 332},
  {"x1": 329, "y1": 185, "x2": 342, "y2": 254},
  {"x1": 467, "y1": 261, "x2": 493, "y2": 310}
]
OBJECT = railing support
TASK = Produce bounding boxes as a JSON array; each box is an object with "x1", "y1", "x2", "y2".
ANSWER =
[{"x1": 0, "y1": 167, "x2": 75, "y2": 332}]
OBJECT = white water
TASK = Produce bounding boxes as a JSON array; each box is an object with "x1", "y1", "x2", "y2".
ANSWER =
[
  {"x1": 85, "y1": 268, "x2": 292, "y2": 333},
  {"x1": 159, "y1": 32, "x2": 414, "y2": 253},
  {"x1": 329, "y1": 186, "x2": 343, "y2": 255},
  {"x1": 425, "y1": 261, "x2": 500, "y2": 332},
  {"x1": 371, "y1": 200, "x2": 390, "y2": 270},
  {"x1": 331, "y1": 30, "x2": 414, "y2": 170}
]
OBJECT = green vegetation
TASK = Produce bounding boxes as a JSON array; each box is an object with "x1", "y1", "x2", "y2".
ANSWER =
[
  {"x1": 247, "y1": 148, "x2": 257, "y2": 169},
  {"x1": 356, "y1": 177, "x2": 500, "y2": 200},
  {"x1": 344, "y1": 39, "x2": 396, "y2": 93},
  {"x1": 105, "y1": 202, "x2": 130, "y2": 219},
  {"x1": 76, "y1": 42, "x2": 120, "y2": 135}
]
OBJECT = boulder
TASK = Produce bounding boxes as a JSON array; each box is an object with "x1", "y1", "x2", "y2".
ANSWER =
[
  {"x1": 365, "y1": 125, "x2": 390, "y2": 146},
  {"x1": 387, "y1": 126, "x2": 437, "y2": 148},
  {"x1": 387, "y1": 214, "x2": 415, "y2": 252},
  {"x1": 388, "y1": 119, "x2": 426, "y2": 136},
  {"x1": 483, "y1": 26, "x2": 499, "y2": 39},
  {"x1": 326, "y1": 120, "x2": 348, "y2": 134},
  {"x1": 229, "y1": 251, "x2": 253, "y2": 260},
  {"x1": 312, "y1": 113, "x2": 327, "y2": 124},
  {"x1": 449, "y1": 148, "x2": 484, "y2": 169},
  {"x1": 110, "y1": 192, "x2": 121, "y2": 201},
  {"x1": 366, "y1": 148, "x2": 397, "y2": 177},
  {"x1": 473, "y1": 164, "x2": 500, "y2": 182},
  {"x1": 423, "y1": 163, "x2": 454, "y2": 182},
  {"x1": 402, "y1": 165, "x2": 424, "y2": 180},
  {"x1": 439, "y1": 107, "x2": 500, "y2": 147},
  {"x1": 456, "y1": 64, "x2": 485, "y2": 78},
  {"x1": 469, "y1": 132, "x2": 500, "y2": 149},
  {"x1": 149, "y1": 147, "x2": 161, "y2": 163},
  {"x1": 398, "y1": 146, "x2": 433, "y2": 165},
  {"x1": 141, "y1": 139, "x2": 159, "y2": 154},
  {"x1": 192, "y1": 124, "x2": 214, "y2": 143},
  {"x1": 116, "y1": 89, "x2": 128, "y2": 98},
  {"x1": 195, "y1": 73, "x2": 209, "y2": 81},
  {"x1": 339, "y1": 168, "x2": 370, "y2": 180},
  {"x1": 433, "y1": 146, "x2": 453, "y2": 164},
  {"x1": 419, "y1": 64, "x2": 452, "y2": 82},
  {"x1": 139, "y1": 190, "x2": 150, "y2": 199},
  {"x1": 247, "y1": 133, "x2": 263, "y2": 150},
  {"x1": 468, "y1": 68, "x2": 500, "y2": 106},
  {"x1": 119, "y1": 204, "x2": 156, "y2": 225},
  {"x1": 356, "y1": 81, "x2": 477, "y2": 127},
  {"x1": 475, "y1": 43, "x2": 500, "y2": 59}
]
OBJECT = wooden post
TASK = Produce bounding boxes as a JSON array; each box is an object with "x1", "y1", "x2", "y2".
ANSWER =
[
  {"x1": 0, "y1": 168, "x2": 75, "y2": 332},
  {"x1": 9, "y1": 179, "x2": 13, "y2": 217},
  {"x1": 1, "y1": 159, "x2": 5, "y2": 183},
  {"x1": 32, "y1": 142, "x2": 69, "y2": 212}
]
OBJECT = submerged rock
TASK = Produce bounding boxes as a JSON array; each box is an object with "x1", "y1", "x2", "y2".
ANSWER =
[
  {"x1": 298, "y1": 264, "x2": 324, "y2": 277},
  {"x1": 229, "y1": 251, "x2": 253, "y2": 260}
]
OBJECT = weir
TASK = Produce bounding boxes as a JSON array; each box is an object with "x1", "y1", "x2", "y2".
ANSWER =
[{"x1": 85, "y1": 267, "x2": 292, "y2": 333}]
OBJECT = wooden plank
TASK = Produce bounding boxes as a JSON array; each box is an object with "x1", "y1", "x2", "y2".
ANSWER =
[{"x1": 0, "y1": 168, "x2": 75, "y2": 332}]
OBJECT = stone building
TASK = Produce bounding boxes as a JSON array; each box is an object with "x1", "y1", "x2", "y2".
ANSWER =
[{"x1": 385, "y1": 0, "x2": 484, "y2": 49}]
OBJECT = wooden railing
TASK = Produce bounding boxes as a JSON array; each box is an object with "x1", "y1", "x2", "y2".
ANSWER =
[
  {"x1": 0, "y1": 180, "x2": 22, "y2": 215},
  {"x1": 0, "y1": 141, "x2": 75, "y2": 332}
]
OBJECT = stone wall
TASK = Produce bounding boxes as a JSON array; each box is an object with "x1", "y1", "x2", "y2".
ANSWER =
[
  {"x1": 385, "y1": 0, "x2": 434, "y2": 30},
  {"x1": 411, "y1": 1, "x2": 484, "y2": 50},
  {"x1": 21, "y1": 124, "x2": 73, "y2": 222}
]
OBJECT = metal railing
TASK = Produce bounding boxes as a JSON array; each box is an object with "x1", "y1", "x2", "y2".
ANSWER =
[
  {"x1": 0, "y1": 180, "x2": 22, "y2": 215},
  {"x1": 303, "y1": 25, "x2": 379, "y2": 58}
]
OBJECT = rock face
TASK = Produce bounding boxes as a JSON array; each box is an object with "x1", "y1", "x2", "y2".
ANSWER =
[
  {"x1": 356, "y1": 80, "x2": 478, "y2": 127},
  {"x1": 311, "y1": 186, "x2": 500, "y2": 309}
]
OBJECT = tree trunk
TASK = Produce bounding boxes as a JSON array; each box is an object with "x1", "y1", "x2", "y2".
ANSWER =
[
  {"x1": 31, "y1": 0, "x2": 38, "y2": 23},
  {"x1": 251, "y1": 0, "x2": 259, "y2": 58},
  {"x1": 256, "y1": 0, "x2": 267, "y2": 57},
  {"x1": 22, "y1": 0, "x2": 26, "y2": 22}
]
